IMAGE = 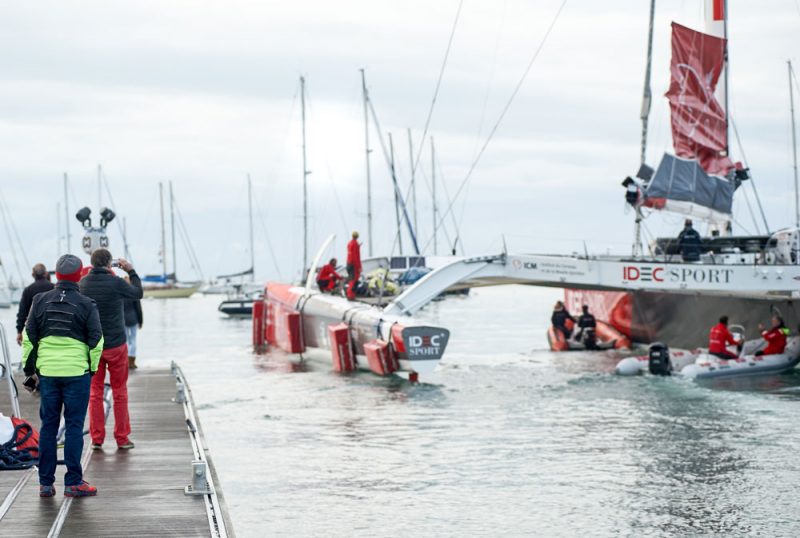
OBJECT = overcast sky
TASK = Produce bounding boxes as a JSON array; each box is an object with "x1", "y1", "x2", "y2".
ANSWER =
[{"x1": 1, "y1": 0, "x2": 799, "y2": 284}]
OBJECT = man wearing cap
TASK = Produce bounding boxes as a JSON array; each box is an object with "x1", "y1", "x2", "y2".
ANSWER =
[
  {"x1": 22, "y1": 254, "x2": 102, "y2": 498},
  {"x1": 677, "y1": 219, "x2": 702, "y2": 262},
  {"x1": 15, "y1": 263, "x2": 54, "y2": 346},
  {"x1": 79, "y1": 248, "x2": 142, "y2": 451},
  {"x1": 346, "y1": 231, "x2": 362, "y2": 300}
]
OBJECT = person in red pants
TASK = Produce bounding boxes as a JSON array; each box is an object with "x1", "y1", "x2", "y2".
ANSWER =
[
  {"x1": 346, "y1": 231, "x2": 362, "y2": 300},
  {"x1": 79, "y1": 248, "x2": 143, "y2": 450}
]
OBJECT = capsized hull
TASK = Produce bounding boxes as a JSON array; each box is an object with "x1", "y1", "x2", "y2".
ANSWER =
[{"x1": 255, "y1": 282, "x2": 448, "y2": 379}]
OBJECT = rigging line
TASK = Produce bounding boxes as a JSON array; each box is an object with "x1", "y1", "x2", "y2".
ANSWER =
[
  {"x1": 737, "y1": 180, "x2": 761, "y2": 235},
  {"x1": 253, "y1": 195, "x2": 283, "y2": 279},
  {"x1": 413, "y1": 157, "x2": 456, "y2": 249},
  {"x1": 425, "y1": 0, "x2": 569, "y2": 251},
  {"x1": 412, "y1": 0, "x2": 465, "y2": 177},
  {"x1": 171, "y1": 194, "x2": 205, "y2": 280},
  {"x1": 100, "y1": 174, "x2": 135, "y2": 265},
  {"x1": 730, "y1": 113, "x2": 770, "y2": 232},
  {"x1": 0, "y1": 191, "x2": 30, "y2": 271},
  {"x1": 434, "y1": 150, "x2": 465, "y2": 253},
  {"x1": 367, "y1": 98, "x2": 421, "y2": 253}
]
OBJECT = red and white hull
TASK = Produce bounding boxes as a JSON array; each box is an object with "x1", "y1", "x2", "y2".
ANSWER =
[{"x1": 253, "y1": 282, "x2": 449, "y2": 380}]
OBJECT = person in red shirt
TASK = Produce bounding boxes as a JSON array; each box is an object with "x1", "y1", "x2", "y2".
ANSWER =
[
  {"x1": 346, "y1": 231, "x2": 362, "y2": 300},
  {"x1": 708, "y1": 315, "x2": 739, "y2": 360},
  {"x1": 756, "y1": 315, "x2": 789, "y2": 356},
  {"x1": 316, "y1": 258, "x2": 342, "y2": 293}
]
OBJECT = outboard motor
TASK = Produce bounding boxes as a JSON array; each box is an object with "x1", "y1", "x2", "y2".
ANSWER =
[{"x1": 648, "y1": 342, "x2": 671, "y2": 376}]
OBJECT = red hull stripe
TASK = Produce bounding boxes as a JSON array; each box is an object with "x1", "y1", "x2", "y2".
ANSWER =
[{"x1": 713, "y1": 0, "x2": 724, "y2": 21}]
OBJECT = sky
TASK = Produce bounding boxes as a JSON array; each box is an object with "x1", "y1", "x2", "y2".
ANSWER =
[{"x1": 1, "y1": 0, "x2": 799, "y2": 285}]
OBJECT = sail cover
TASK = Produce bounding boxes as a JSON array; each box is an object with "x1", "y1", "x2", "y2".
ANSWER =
[
  {"x1": 644, "y1": 153, "x2": 735, "y2": 223},
  {"x1": 665, "y1": 22, "x2": 734, "y2": 176}
]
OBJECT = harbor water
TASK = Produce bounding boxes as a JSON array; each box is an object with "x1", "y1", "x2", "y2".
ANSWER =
[{"x1": 4, "y1": 285, "x2": 800, "y2": 536}]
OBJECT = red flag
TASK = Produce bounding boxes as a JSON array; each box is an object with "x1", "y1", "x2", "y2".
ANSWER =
[{"x1": 665, "y1": 22, "x2": 734, "y2": 176}]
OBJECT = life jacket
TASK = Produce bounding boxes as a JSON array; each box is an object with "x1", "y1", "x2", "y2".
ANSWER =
[
  {"x1": 708, "y1": 323, "x2": 736, "y2": 354},
  {"x1": 761, "y1": 327, "x2": 790, "y2": 355}
]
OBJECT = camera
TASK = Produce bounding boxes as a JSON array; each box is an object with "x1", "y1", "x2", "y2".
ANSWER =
[{"x1": 111, "y1": 259, "x2": 120, "y2": 268}]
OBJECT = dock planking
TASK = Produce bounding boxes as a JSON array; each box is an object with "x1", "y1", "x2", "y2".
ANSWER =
[{"x1": 0, "y1": 368, "x2": 232, "y2": 537}]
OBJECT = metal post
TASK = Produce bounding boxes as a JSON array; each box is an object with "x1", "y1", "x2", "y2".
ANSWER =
[
  {"x1": 360, "y1": 69, "x2": 373, "y2": 257},
  {"x1": 0, "y1": 323, "x2": 21, "y2": 418}
]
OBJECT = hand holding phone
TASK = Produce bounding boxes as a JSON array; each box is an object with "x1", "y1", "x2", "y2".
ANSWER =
[{"x1": 23, "y1": 375, "x2": 38, "y2": 393}]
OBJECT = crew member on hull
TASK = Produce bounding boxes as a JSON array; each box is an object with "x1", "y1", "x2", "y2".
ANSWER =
[
  {"x1": 756, "y1": 316, "x2": 789, "y2": 356},
  {"x1": 551, "y1": 301, "x2": 575, "y2": 340},
  {"x1": 316, "y1": 258, "x2": 342, "y2": 293},
  {"x1": 708, "y1": 315, "x2": 740, "y2": 360},
  {"x1": 677, "y1": 219, "x2": 702, "y2": 262},
  {"x1": 576, "y1": 305, "x2": 597, "y2": 348},
  {"x1": 346, "y1": 231, "x2": 362, "y2": 300}
]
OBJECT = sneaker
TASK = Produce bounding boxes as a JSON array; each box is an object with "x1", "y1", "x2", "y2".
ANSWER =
[
  {"x1": 64, "y1": 481, "x2": 97, "y2": 497},
  {"x1": 39, "y1": 485, "x2": 56, "y2": 497},
  {"x1": 91, "y1": 444, "x2": 103, "y2": 451},
  {"x1": 118, "y1": 441, "x2": 135, "y2": 450}
]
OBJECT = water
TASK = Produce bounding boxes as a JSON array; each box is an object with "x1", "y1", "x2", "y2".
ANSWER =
[{"x1": 4, "y1": 286, "x2": 800, "y2": 536}]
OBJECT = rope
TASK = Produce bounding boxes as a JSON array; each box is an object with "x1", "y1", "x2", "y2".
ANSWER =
[
  {"x1": 426, "y1": 0, "x2": 569, "y2": 250},
  {"x1": 730, "y1": 114, "x2": 769, "y2": 232},
  {"x1": 411, "y1": 0, "x2": 465, "y2": 176}
]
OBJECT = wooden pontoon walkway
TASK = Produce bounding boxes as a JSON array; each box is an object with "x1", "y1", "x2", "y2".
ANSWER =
[{"x1": 0, "y1": 366, "x2": 234, "y2": 537}]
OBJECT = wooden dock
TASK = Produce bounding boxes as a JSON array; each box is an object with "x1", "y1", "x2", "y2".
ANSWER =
[{"x1": 0, "y1": 366, "x2": 234, "y2": 537}]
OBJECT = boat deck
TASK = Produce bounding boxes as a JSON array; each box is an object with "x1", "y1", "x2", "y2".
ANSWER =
[{"x1": 0, "y1": 367, "x2": 233, "y2": 537}]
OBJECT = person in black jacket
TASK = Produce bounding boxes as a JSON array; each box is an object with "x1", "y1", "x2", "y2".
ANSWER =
[
  {"x1": 122, "y1": 276, "x2": 143, "y2": 370},
  {"x1": 15, "y1": 263, "x2": 54, "y2": 346},
  {"x1": 79, "y1": 248, "x2": 143, "y2": 451},
  {"x1": 677, "y1": 219, "x2": 702, "y2": 262},
  {"x1": 576, "y1": 305, "x2": 598, "y2": 349},
  {"x1": 551, "y1": 301, "x2": 575, "y2": 339}
]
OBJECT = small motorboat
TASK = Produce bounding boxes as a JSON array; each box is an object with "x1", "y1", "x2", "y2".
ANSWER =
[
  {"x1": 547, "y1": 319, "x2": 631, "y2": 352},
  {"x1": 615, "y1": 327, "x2": 800, "y2": 379}
]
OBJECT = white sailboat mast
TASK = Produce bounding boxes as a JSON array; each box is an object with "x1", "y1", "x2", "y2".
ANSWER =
[
  {"x1": 790, "y1": 61, "x2": 799, "y2": 228},
  {"x1": 63, "y1": 173, "x2": 70, "y2": 254},
  {"x1": 360, "y1": 69, "x2": 373, "y2": 257},
  {"x1": 705, "y1": 0, "x2": 729, "y2": 155},
  {"x1": 247, "y1": 174, "x2": 255, "y2": 280},
  {"x1": 431, "y1": 136, "x2": 437, "y2": 256},
  {"x1": 159, "y1": 182, "x2": 167, "y2": 278},
  {"x1": 169, "y1": 181, "x2": 177, "y2": 278},
  {"x1": 300, "y1": 76, "x2": 309, "y2": 273}
]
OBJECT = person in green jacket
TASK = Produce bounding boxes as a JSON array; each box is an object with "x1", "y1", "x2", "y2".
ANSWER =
[{"x1": 22, "y1": 254, "x2": 103, "y2": 498}]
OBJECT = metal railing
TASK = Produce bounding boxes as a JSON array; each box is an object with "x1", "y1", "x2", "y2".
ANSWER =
[{"x1": 0, "y1": 322, "x2": 20, "y2": 418}]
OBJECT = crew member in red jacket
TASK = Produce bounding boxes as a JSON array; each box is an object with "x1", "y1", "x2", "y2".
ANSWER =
[
  {"x1": 708, "y1": 315, "x2": 739, "y2": 360},
  {"x1": 346, "y1": 231, "x2": 362, "y2": 300},
  {"x1": 756, "y1": 315, "x2": 789, "y2": 356},
  {"x1": 316, "y1": 258, "x2": 342, "y2": 293}
]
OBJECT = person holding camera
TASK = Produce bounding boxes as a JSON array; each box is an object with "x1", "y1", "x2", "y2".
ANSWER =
[
  {"x1": 22, "y1": 254, "x2": 103, "y2": 497},
  {"x1": 79, "y1": 248, "x2": 142, "y2": 451}
]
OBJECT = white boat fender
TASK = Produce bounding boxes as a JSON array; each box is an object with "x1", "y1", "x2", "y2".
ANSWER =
[{"x1": 614, "y1": 356, "x2": 647, "y2": 376}]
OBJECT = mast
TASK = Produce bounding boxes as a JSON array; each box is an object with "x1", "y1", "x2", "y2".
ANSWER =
[
  {"x1": 56, "y1": 202, "x2": 61, "y2": 258},
  {"x1": 123, "y1": 217, "x2": 130, "y2": 260},
  {"x1": 97, "y1": 163, "x2": 102, "y2": 210},
  {"x1": 632, "y1": 0, "x2": 656, "y2": 257},
  {"x1": 300, "y1": 76, "x2": 309, "y2": 273},
  {"x1": 159, "y1": 182, "x2": 167, "y2": 278},
  {"x1": 169, "y1": 181, "x2": 177, "y2": 278},
  {"x1": 247, "y1": 174, "x2": 255, "y2": 279},
  {"x1": 431, "y1": 136, "x2": 438, "y2": 255},
  {"x1": 705, "y1": 0, "x2": 729, "y2": 153},
  {"x1": 407, "y1": 128, "x2": 417, "y2": 235},
  {"x1": 388, "y1": 133, "x2": 403, "y2": 255},
  {"x1": 790, "y1": 60, "x2": 799, "y2": 228},
  {"x1": 63, "y1": 173, "x2": 70, "y2": 254},
  {"x1": 360, "y1": 69, "x2": 373, "y2": 257}
]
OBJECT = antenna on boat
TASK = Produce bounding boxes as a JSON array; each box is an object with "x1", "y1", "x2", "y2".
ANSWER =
[
  {"x1": 300, "y1": 75, "x2": 310, "y2": 275},
  {"x1": 632, "y1": 0, "x2": 656, "y2": 258},
  {"x1": 789, "y1": 60, "x2": 799, "y2": 228},
  {"x1": 360, "y1": 69, "x2": 374, "y2": 257}
]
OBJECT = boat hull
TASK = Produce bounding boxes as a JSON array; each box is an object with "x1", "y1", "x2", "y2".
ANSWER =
[
  {"x1": 144, "y1": 284, "x2": 200, "y2": 298},
  {"x1": 565, "y1": 289, "x2": 800, "y2": 349}
]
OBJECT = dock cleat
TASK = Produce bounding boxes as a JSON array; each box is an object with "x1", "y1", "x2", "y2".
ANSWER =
[
  {"x1": 39, "y1": 485, "x2": 56, "y2": 497},
  {"x1": 64, "y1": 481, "x2": 97, "y2": 497}
]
